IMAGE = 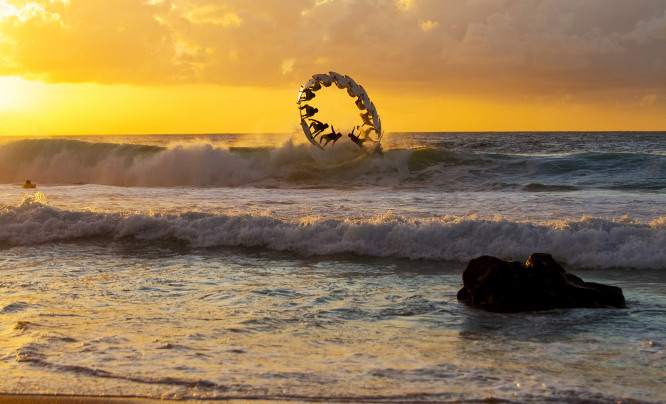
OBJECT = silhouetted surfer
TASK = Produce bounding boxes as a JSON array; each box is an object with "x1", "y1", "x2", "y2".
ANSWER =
[
  {"x1": 308, "y1": 119, "x2": 329, "y2": 138},
  {"x1": 360, "y1": 111, "x2": 373, "y2": 126},
  {"x1": 299, "y1": 104, "x2": 318, "y2": 119},
  {"x1": 308, "y1": 82, "x2": 322, "y2": 92},
  {"x1": 320, "y1": 126, "x2": 342, "y2": 147},
  {"x1": 300, "y1": 88, "x2": 316, "y2": 102},
  {"x1": 22, "y1": 180, "x2": 36, "y2": 188},
  {"x1": 347, "y1": 127, "x2": 366, "y2": 148}
]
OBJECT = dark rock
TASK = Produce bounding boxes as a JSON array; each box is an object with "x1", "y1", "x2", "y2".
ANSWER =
[{"x1": 457, "y1": 253, "x2": 626, "y2": 312}]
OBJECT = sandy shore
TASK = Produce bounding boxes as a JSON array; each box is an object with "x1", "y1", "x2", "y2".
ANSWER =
[
  {"x1": 0, "y1": 396, "x2": 164, "y2": 404},
  {"x1": 0, "y1": 396, "x2": 287, "y2": 404}
]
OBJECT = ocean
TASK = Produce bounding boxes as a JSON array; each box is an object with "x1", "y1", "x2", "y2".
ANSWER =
[{"x1": 0, "y1": 132, "x2": 664, "y2": 403}]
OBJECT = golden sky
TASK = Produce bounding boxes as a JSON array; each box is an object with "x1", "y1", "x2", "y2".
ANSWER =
[{"x1": 0, "y1": 0, "x2": 665, "y2": 135}]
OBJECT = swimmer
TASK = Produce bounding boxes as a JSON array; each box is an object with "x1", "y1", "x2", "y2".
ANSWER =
[{"x1": 22, "y1": 180, "x2": 36, "y2": 189}]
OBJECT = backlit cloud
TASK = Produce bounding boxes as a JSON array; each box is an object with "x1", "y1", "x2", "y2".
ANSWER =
[
  {"x1": 0, "y1": 0, "x2": 664, "y2": 101},
  {"x1": 418, "y1": 20, "x2": 438, "y2": 32}
]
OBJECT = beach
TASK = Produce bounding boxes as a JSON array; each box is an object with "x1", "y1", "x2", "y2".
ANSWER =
[{"x1": 0, "y1": 395, "x2": 163, "y2": 404}]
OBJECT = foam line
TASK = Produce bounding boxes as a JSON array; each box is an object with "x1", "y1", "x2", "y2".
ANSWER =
[{"x1": 2, "y1": 196, "x2": 664, "y2": 269}]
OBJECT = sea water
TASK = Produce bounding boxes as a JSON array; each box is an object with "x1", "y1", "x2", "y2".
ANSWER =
[{"x1": 0, "y1": 132, "x2": 664, "y2": 402}]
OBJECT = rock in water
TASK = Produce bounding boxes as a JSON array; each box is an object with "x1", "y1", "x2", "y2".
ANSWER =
[{"x1": 457, "y1": 253, "x2": 626, "y2": 312}]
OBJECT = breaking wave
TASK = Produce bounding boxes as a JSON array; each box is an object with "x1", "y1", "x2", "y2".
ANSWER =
[
  {"x1": 1, "y1": 138, "x2": 664, "y2": 191},
  {"x1": 2, "y1": 194, "x2": 665, "y2": 269}
]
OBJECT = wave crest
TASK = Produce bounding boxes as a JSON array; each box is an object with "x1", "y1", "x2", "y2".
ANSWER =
[
  {"x1": 3, "y1": 138, "x2": 664, "y2": 191},
  {"x1": 2, "y1": 198, "x2": 664, "y2": 269}
]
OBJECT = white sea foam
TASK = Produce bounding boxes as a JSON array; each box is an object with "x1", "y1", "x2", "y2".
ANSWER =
[
  {"x1": 2, "y1": 195, "x2": 664, "y2": 269},
  {"x1": 2, "y1": 137, "x2": 663, "y2": 191},
  {"x1": 1, "y1": 134, "x2": 664, "y2": 269}
]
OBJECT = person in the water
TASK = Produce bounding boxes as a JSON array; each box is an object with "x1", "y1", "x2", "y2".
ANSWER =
[
  {"x1": 308, "y1": 119, "x2": 329, "y2": 138},
  {"x1": 320, "y1": 126, "x2": 342, "y2": 147},
  {"x1": 22, "y1": 180, "x2": 36, "y2": 188}
]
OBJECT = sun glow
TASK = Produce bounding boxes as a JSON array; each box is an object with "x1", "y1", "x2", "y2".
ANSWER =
[
  {"x1": 0, "y1": 1, "x2": 664, "y2": 135},
  {"x1": 0, "y1": 76, "x2": 36, "y2": 111},
  {"x1": 0, "y1": 78, "x2": 297, "y2": 136},
  {"x1": 0, "y1": 0, "x2": 16, "y2": 18}
]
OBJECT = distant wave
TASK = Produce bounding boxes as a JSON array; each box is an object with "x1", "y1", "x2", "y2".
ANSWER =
[
  {"x1": 1, "y1": 138, "x2": 664, "y2": 191},
  {"x1": 0, "y1": 138, "x2": 397, "y2": 187},
  {"x1": 2, "y1": 194, "x2": 664, "y2": 269},
  {"x1": 0, "y1": 138, "x2": 271, "y2": 187},
  {"x1": 523, "y1": 183, "x2": 580, "y2": 192}
]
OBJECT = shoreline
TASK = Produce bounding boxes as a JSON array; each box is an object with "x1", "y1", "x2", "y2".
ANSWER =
[
  {"x1": 0, "y1": 396, "x2": 289, "y2": 404},
  {"x1": 0, "y1": 395, "x2": 163, "y2": 404}
]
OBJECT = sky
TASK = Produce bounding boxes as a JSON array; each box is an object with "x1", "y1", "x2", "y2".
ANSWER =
[{"x1": 0, "y1": 0, "x2": 665, "y2": 135}]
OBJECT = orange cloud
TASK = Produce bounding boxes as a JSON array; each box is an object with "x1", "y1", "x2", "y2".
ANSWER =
[
  {"x1": 1, "y1": 0, "x2": 664, "y2": 97},
  {"x1": 0, "y1": 0, "x2": 664, "y2": 134}
]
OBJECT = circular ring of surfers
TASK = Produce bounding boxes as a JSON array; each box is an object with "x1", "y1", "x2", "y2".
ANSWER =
[{"x1": 297, "y1": 72, "x2": 382, "y2": 151}]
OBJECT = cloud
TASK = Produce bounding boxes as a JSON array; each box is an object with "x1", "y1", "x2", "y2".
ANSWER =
[
  {"x1": 418, "y1": 19, "x2": 438, "y2": 32},
  {"x1": 640, "y1": 94, "x2": 657, "y2": 106},
  {"x1": 450, "y1": 12, "x2": 525, "y2": 66},
  {"x1": 0, "y1": 0, "x2": 664, "y2": 100},
  {"x1": 281, "y1": 58, "x2": 295, "y2": 75},
  {"x1": 625, "y1": 10, "x2": 666, "y2": 44},
  {"x1": 395, "y1": 0, "x2": 415, "y2": 12},
  {"x1": 181, "y1": 4, "x2": 242, "y2": 26},
  {"x1": 0, "y1": 0, "x2": 177, "y2": 83}
]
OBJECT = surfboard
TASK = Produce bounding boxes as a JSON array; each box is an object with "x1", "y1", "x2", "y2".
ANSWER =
[
  {"x1": 312, "y1": 74, "x2": 334, "y2": 86},
  {"x1": 346, "y1": 77, "x2": 361, "y2": 97},
  {"x1": 329, "y1": 71, "x2": 349, "y2": 89},
  {"x1": 301, "y1": 120, "x2": 325, "y2": 150},
  {"x1": 297, "y1": 85, "x2": 305, "y2": 103}
]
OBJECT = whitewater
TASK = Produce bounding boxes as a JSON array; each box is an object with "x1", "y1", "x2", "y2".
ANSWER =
[{"x1": 0, "y1": 132, "x2": 665, "y2": 402}]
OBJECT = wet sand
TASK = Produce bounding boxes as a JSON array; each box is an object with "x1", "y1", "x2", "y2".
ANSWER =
[
  {"x1": 0, "y1": 396, "x2": 161, "y2": 404},
  {"x1": 0, "y1": 396, "x2": 286, "y2": 404}
]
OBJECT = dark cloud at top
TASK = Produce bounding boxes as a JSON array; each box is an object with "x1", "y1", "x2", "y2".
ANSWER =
[{"x1": 1, "y1": 0, "x2": 664, "y2": 99}]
